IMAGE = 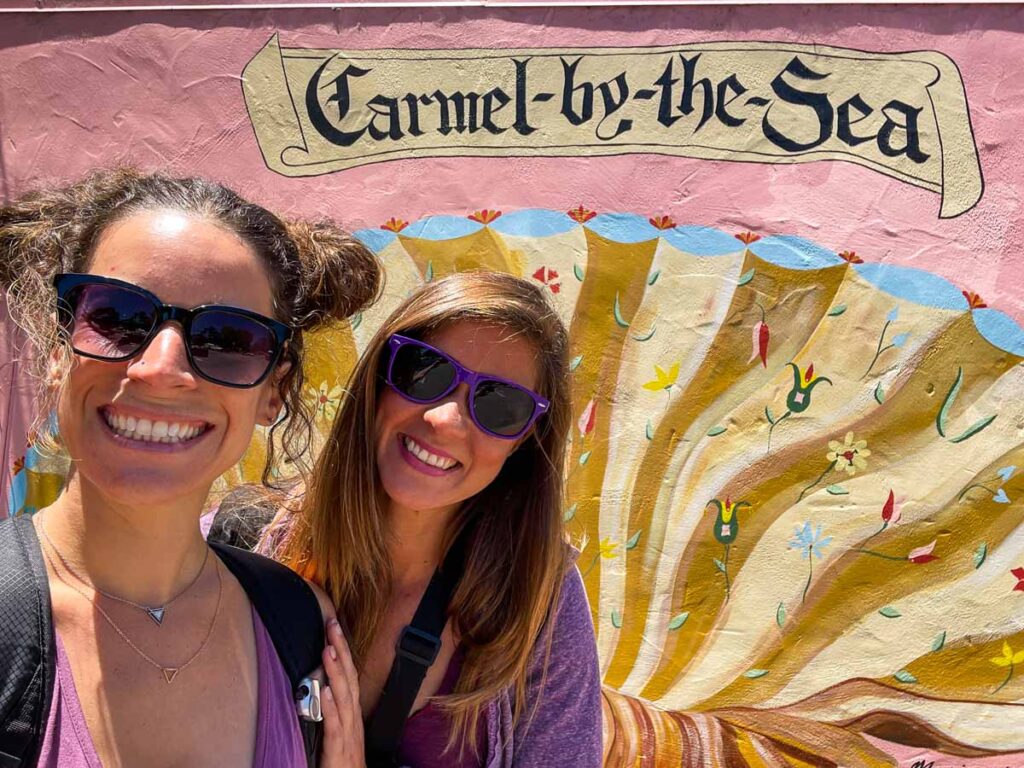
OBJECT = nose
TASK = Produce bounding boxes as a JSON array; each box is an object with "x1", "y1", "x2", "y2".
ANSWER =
[
  {"x1": 422, "y1": 385, "x2": 471, "y2": 436},
  {"x1": 125, "y1": 323, "x2": 198, "y2": 389}
]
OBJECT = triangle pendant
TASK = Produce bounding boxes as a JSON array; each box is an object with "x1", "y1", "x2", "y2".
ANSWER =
[
  {"x1": 147, "y1": 607, "x2": 165, "y2": 625},
  {"x1": 162, "y1": 668, "x2": 179, "y2": 684}
]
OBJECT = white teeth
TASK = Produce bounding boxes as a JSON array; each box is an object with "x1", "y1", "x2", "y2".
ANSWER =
[
  {"x1": 103, "y1": 411, "x2": 206, "y2": 445},
  {"x1": 403, "y1": 436, "x2": 457, "y2": 470}
]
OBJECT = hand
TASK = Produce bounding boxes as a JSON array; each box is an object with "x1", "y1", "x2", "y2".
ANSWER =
[{"x1": 320, "y1": 619, "x2": 365, "y2": 768}]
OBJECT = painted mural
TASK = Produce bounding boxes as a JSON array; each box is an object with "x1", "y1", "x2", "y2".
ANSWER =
[{"x1": 2, "y1": 5, "x2": 1023, "y2": 767}]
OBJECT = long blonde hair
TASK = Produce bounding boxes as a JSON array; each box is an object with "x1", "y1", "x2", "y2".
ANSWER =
[{"x1": 270, "y1": 271, "x2": 572, "y2": 745}]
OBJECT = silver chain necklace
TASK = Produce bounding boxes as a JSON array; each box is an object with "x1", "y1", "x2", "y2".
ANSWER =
[{"x1": 38, "y1": 520, "x2": 210, "y2": 626}]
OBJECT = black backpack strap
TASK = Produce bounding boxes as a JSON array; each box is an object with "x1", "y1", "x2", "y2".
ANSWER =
[
  {"x1": 0, "y1": 515, "x2": 55, "y2": 768},
  {"x1": 364, "y1": 537, "x2": 464, "y2": 768},
  {"x1": 209, "y1": 542, "x2": 324, "y2": 768}
]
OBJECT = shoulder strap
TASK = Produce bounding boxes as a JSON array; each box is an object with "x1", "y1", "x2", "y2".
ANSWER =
[
  {"x1": 209, "y1": 542, "x2": 324, "y2": 768},
  {"x1": 364, "y1": 538, "x2": 464, "y2": 768},
  {"x1": 0, "y1": 515, "x2": 55, "y2": 768}
]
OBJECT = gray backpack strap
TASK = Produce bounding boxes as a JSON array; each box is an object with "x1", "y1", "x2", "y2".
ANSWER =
[{"x1": 0, "y1": 515, "x2": 55, "y2": 768}]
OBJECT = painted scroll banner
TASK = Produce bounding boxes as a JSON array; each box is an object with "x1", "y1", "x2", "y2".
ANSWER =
[{"x1": 243, "y1": 35, "x2": 983, "y2": 218}]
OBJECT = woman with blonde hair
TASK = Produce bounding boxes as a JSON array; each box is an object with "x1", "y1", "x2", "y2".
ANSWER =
[
  {"x1": 0, "y1": 168, "x2": 373, "y2": 767},
  {"x1": 267, "y1": 271, "x2": 602, "y2": 767}
]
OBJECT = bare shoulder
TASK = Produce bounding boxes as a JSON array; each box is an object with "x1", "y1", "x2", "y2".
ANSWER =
[{"x1": 305, "y1": 579, "x2": 337, "y2": 625}]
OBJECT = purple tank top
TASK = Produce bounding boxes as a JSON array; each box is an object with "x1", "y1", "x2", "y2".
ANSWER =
[
  {"x1": 37, "y1": 604, "x2": 305, "y2": 767},
  {"x1": 395, "y1": 647, "x2": 486, "y2": 768}
]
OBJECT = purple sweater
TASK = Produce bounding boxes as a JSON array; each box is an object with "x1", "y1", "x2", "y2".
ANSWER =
[{"x1": 482, "y1": 566, "x2": 602, "y2": 768}]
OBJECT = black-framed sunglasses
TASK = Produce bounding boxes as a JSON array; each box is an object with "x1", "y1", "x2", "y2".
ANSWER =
[
  {"x1": 53, "y1": 273, "x2": 292, "y2": 388},
  {"x1": 384, "y1": 334, "x2": 549, "y2": 439}
]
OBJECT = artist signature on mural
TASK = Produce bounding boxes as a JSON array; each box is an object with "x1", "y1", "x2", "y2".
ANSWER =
[{"x1": 908, "y1": 762, "x2": 1018, "y2": 767}]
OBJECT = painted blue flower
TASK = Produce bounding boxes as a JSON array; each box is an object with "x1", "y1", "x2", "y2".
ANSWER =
[
  {"x1": 891, "y1": 332, "x2": 910, "y2": 348},
  {"x1": 788, "y1": 522, "x2": 833, "y2": 560},
  {"x1": 887, "y1": 307, "x2": 900, "y2": 323},
  {"x1": 997, "y1": 466, "x2": 1017, "y2": 483}
]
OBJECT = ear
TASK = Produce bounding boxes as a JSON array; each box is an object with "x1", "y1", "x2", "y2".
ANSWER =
[{"x1": 257, "y1": 360, "x2": 292, "y2": 427}]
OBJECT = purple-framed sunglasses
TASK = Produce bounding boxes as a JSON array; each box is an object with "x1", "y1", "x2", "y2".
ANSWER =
[{"x1": 384, "y1": 334, "x2": 549, "y2": 439}]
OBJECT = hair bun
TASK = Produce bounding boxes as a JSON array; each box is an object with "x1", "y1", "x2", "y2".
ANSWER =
[{"x1": 286, "y1": 219, "x2": 383, "y2": 330}]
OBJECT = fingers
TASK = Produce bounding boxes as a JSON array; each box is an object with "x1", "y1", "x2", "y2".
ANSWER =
[{"x1": 326, "y1": 618, "x2": 361, "y2": 714}]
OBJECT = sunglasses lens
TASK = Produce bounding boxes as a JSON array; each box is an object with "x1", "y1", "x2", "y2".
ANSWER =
[
  {"x1": 391, "y1": 342, "x2": 457, "y2": 401},
  {"x1": 189, "y1": 310, "x2": 279, "y2": 386},
  {"x1": 473, "y1": 380, "x2": 537, "y2": 437},
  {"x1": 64, "y1": 283, "x2": 156, "y2": 359}
]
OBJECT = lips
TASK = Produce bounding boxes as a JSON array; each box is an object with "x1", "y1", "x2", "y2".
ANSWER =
[
  {"x1": 101, "y1": 406, "x2": 211, "y2": 445},
  {"x1": 402, "y1": 434, "x2": 459, "y2": 470}
]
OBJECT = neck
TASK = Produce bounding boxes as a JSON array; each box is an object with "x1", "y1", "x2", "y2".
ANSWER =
[
  {"x1": 385, "y1": 500, "x2": 458, "y2": 590},
  {"x1": 38, "y1": 473, "x2": 210, "y2": 607}
]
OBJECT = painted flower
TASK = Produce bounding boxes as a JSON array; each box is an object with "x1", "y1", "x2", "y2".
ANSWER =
[
  {"x1": 786, "y1": 362, "x2": 832, "y2": 413},
  {"x1": 567, "y1": 204, "x2": 597, "y2": 223},
  {"x1": 597, "y1": 538, "x2": 619, "y2": 559},
  {"x1": 578, "y1": 398, "x2": 597, "y2": 437},
  {"x1": 992, "y1": 641, "x2": 1024, "y2": 668},
  {"x1": 707, "y1": 497, "x2": 752, "y2": 544},
  {"x1": 749, "y1": 319, "x2": 770, "y2": 368},
  {"x1": 309, "y1": 381, "x2": 343, "y2": 422},
  {"x1": 839, "y1": 250, "x2": 864, "y2": 264},
  {"x1": 469, "y1": 209, "x2": 502, "y2": 224},
  {"x1": 1012, "y1": 567, "x2": 1024, "y2": 592},
  {"x1": 963, "y1": 290, "x2": 987, "y2": 309},
  {"x1": 531, "y1": 266, "x2": 561, "y2": 294},
  {"x1": 789, "y1": 522, "x2": 833, "y2": 560},
  {"x1": 649, "y1": 215, "x2": 676, "y2": 230},
  {"x1": 735, "y1": 231, "x2": 761, "y2": 245},
  {"x1": 381, "y1": 217, "x2": 408, "y2": 232},
  {"x1": 642, "y1": 362, "x2": 680, "y2": 392},
  {"x1": 907, "y1": 540, "x2": 939, "y2": 564},
  {"x1": 881, "y1": 489, "x2": 902, "y2": 525},
  {"x1": 827, "y1": 432, "x2": 871, "y2": 475},
  {"x1": 12, "y1": 454, "x2": 25, "y2": 476}
]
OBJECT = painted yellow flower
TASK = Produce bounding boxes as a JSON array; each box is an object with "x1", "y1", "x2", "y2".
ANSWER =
[
  {"x1": 642, "y1": 362, "x2": 680, "y2": 392},
  {"x1": 308, "y1": 381, "x2": 343, "y2": 422},
  {"x1": 827, "y1": 431, "x2": 871, "y2": 475},
  {"x1": 991, "y1": 641, "x2": 1024, "y2": 668},
  {"x1": 598, "y1": 538, "x2": 620, "y2": 559}
]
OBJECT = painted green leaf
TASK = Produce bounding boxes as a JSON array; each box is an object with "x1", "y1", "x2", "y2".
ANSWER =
[
  {"x1": 737, "y1": 268, "x2": 755, "y2": 286},
  {"x1": 776, "y1": 602, "x2": 786, "y2": 628},
  {"x1": 744, "y1": 669, "x2": 769, "y2": 679},
  {"x1": 574, "y1": 263, "x2": 585, "y2": 281},
  {"x1": 765, "y1": 405, "x2": 775, "y2": 425},
  {"x1": 579, "y1": 450, "x2": 592, "y2": 466},
  {"x1": 713, "y1": 558, "x2": 727, "y2": 573},
  {"x1": 349, "y1": 312, "x2": 363, "y2": 331},
  {"x1": 827, "y1": 304, "x2": 847, "y2": 317},
  {"x1": 879, "y1": 606, "x2": 902, "y2": 618},
  {"x1": 826, "y1": 485, "x2": 849, "y2": 495},
  {"x1": 424, "y1": 261, "x2": 434, "y2": 282},
  {"x1": 570, "y1": 354, "x2": 584, "y2": 372},
  {"x1": 668, "y1": 612, "x2": 689, "y2": 630},
  {"x1": 936, "y1": 366, "x2": 963, "y2": 438},
  {"x1": 894, "y1": 669, "x2": 918, "y2": 684},
  {"x1": 950, "y1": 414, "x2": 997, "y2": 444},
  {"x1": 707, "y1": 425, "x2": 727, "y2": 437},
  {"x1": 647, "y1": 269, "x2": 660, "y2": 286},
  {"x1": 632, "y1": 325, "x2": 657, "y2": 342},
  {"x1": 873, "y1": 382, "x2": 885, "y2": 405},
  {"x1": 974, "y1": 542, "x2": 987, "y2": 569},
  {"x1": 626, "y1": 530, "x2": 642, "y2": 550},
  {"x1": 613, "y1": 293, "x2": 630, "y2": 328},
  {"x1": 611, "y1": 610, "x2": 622, "y2": 629},
  {"x1": 563, "y1": 503, "x2": 577, "y2": 522},
  {"x1": 932, "y1": 631, "x2": 946, "y2": 652},
  {"x1": 645, "y1": 419, "x2": 654, "y2": 440}
]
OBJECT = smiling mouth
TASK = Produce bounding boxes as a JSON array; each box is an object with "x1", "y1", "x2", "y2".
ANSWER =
[
  {"x1": 101, "y1": 407, "x2": 211, "y2": 445},
  {"x1": 402, "y1": 435, "x2": 460, "y2": 471}
]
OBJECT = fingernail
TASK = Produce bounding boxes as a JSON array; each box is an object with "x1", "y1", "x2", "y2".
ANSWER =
[
  {"x1": 329, "y1": 645, "x2": 338, "y2": 661},
  {"x1": 330, "y1": 619, "x2": 342, "y2": 635}
]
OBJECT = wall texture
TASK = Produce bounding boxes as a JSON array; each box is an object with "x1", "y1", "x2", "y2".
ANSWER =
[{"x1": 2, "y1": 5, "x2": 1023, "y2": 766}]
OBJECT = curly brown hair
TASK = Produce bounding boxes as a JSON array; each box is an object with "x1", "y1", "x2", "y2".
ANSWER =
[{"x1": 0, "y1": 167, "x2": 382, "y2": 484}]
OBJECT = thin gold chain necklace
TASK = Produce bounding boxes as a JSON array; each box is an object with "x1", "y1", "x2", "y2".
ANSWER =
[
  {"x1": 37, "y1": 521, "x2": 208, "y2": 626},
  {"x1": 41, "y1": 539, "x2": 223, "y2": 684}
]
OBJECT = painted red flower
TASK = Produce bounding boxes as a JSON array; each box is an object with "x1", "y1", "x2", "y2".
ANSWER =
[
  {"x1": 381, "y1": 217, "x2": 408, "y2": 233},
  {"x1": 749, "y1": 320, "x2": 769, "y2": 368},
  {"x1": 908, "y1": 540, "x2": 939, "y2": 564},
  {"x1": 962, "y1": 290, "x2": 987, "y2": 309},
  {"x1": 578, "y1": 398, "x2": 597, "y2": 437},
  {"x1": 12, "y1": 455, "x2": 25, "y2": 475},
  {"x1": 532, "y1": 266, "x2": 561, "y2": 294},
  {"x1": 567, "y1": 205, "x2": 597, "y2": 224},
  {"x1": 881, "y1": 489, "x2": 901, "y2": 525},
  {"x1": 1012, "y1": 567, "x2": 1024, "y2": 592},
  {"x1": 735, "y1": 231, "x2": 761, "y2": 245},
  {"x1": 649, "y1": 215, "x2": 676, "y2": 230},
  {"x1": 839, "y1": 250, "x2": 864, "y2": 264},
  {"x1": 469, "y1": 209, "x2": 502, "y2": 224}
]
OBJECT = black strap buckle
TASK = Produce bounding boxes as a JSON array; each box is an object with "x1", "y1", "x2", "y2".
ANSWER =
[{"x1": 396, "y1": 625, "x2": 442, "y2": 667}]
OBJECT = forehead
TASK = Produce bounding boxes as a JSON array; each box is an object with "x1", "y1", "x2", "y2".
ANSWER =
[
  {"x1": 424, "y1": 321, "x2": 541, "y2": 391},
  {"x1": 86, "y1": 209, "x2": 275, "y2": 316}
]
